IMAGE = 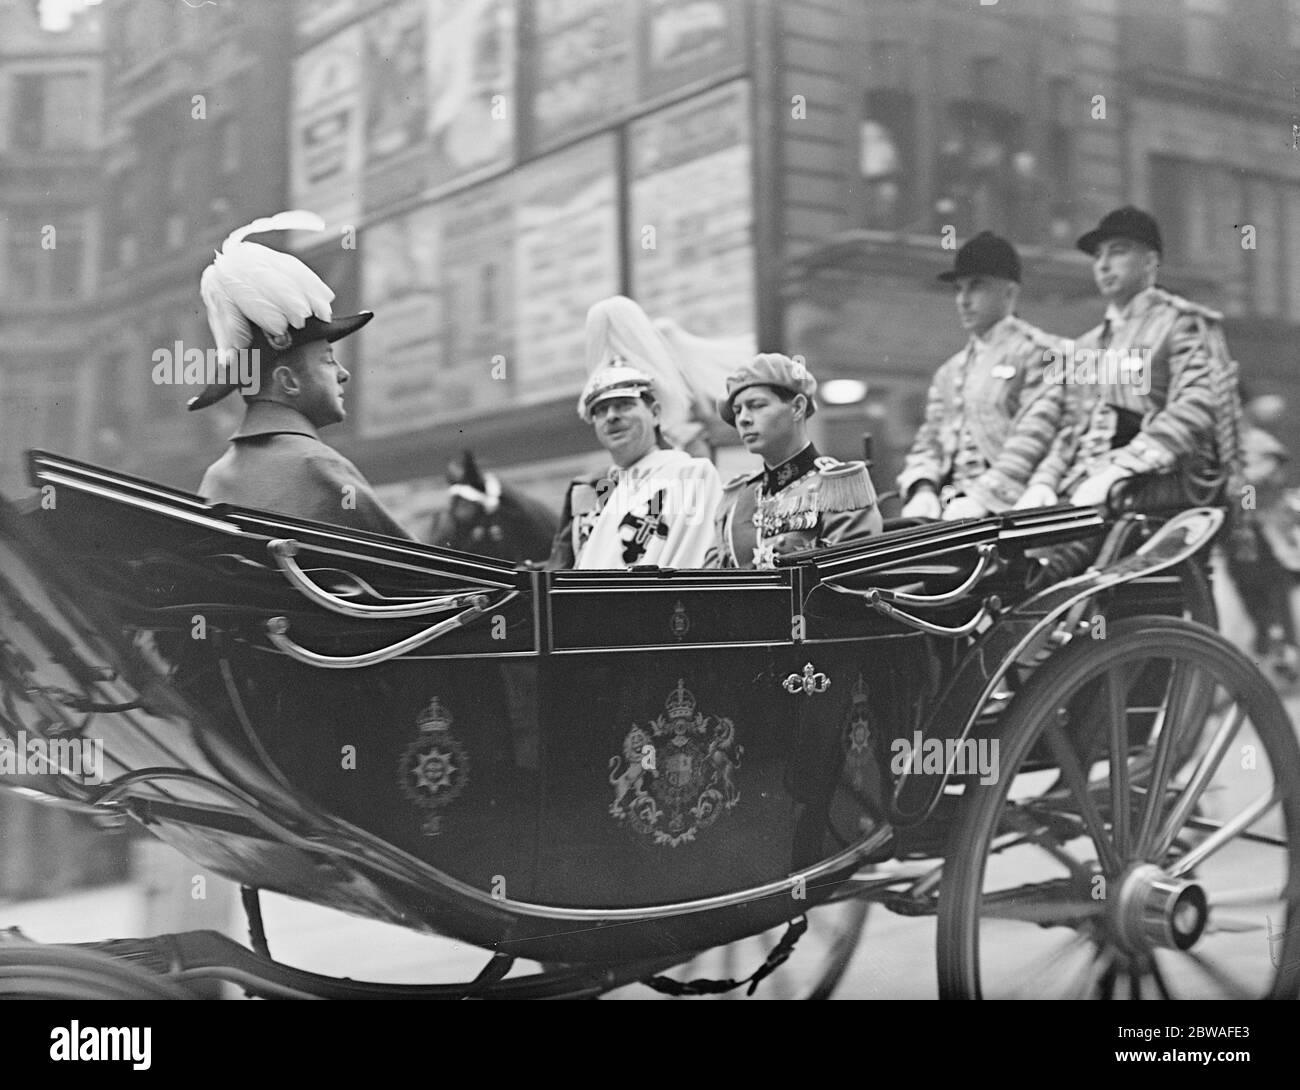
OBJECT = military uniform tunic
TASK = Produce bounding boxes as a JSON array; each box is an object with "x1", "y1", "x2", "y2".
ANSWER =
[
  {"x1": 708, "y1": 444, "x2": 881, "y2": 569},
  {"x1": 1028, "y1": 286, "x2": 1231, "y2": 500},
  {"x1": 198, "y1": 401, "x2": 412, "y2": 539},
  {"x1": 898, "y1": 314, "x2": 1064, "y2": 511},
  {"x1": 548, "y1": 447, "x2": 722, "y2": 569}
]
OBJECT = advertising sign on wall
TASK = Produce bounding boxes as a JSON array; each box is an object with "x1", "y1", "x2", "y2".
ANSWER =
[
  {"x1": 357, "y1": 204, "x2": 444, "y2": 439},
  {"x1": 514, "y1": 134, "x2": 620, "y2": 395},
  {"x1": 637, "y1": 0, "x2": 748, "y2": 102},
  {"x1": 525, "y1": 0, "x2": 635, "y2": 152},
  {"x1": 438, "y1": 173, "x2": 518, "y2": 414},
  {"x1": 424, "y1": 0, "x2": 517, "y2": 192},
  {"x1": 291, "y1": 25, "x2": 365, "y2": 229},
  {"x1": 362, "y1": 0, "x2": 431, "y2": 209},
  {"x1": 629, "y1": 80, "x2": 754, "y2": 337}
]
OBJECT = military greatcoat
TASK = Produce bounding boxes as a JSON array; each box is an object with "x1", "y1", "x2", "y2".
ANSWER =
[{"x1": 198, "y1": 401, "x2": 412, "y2": 539}]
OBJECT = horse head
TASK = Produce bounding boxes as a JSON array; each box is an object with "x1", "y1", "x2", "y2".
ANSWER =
[{"x1": 432, "y1": 450, "x2": 558, "y2": 563}]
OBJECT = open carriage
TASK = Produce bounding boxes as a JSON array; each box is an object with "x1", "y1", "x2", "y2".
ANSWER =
[{"x1": 0, "y1": 450, "x2": 1295, "y2": 999}]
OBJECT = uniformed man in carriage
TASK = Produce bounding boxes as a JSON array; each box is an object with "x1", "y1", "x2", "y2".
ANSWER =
[
  {"x1": 898, "y1": 231, "x2": 1065, "y2": 521},
  {"x1": 1015, "y1": 206, "x2": 1244, "y2": 513},
  {"x1": 548, "y1": 360, "x2": 724, "y2": 569},
  {"x1": 190, "y1": 211, "x2": 412, "y2": 539},
  {"x1": 707, "y1": 353, "x2": 882, "y2": 569}
]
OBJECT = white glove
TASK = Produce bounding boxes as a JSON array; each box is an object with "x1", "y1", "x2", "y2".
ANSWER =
[
  {"x1": 901, "y1": 489, "x2": 942, "y2": 520},
  {"x1": 1070, "y1": 466, "x2": 1132, "y2": 508},
  {"x1": 942, "y1": 495, "x2": 989, "y2": 521},
  {"x1": 1014, "y1": 484, "x2": 1058, "y2": 510}
]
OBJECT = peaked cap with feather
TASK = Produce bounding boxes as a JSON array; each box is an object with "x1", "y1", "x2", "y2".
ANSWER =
[{"x1": 190, "y1": 210, "x2": 373, "y2": 410}]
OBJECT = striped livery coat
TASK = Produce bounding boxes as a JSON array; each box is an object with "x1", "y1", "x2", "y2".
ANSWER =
[
  {"x1": 897, "y1": 314, "x2": 1065, "y2": 511},
  {"x1": 1028, "y1": 286, "x2": 1236, "y2": 500}
]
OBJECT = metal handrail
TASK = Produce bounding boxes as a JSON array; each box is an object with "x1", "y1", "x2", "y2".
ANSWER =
[
  {"x1": 823, "y1": 543, "x2": 997, "y2": 607},
  {"x1": 264, "y1": 591, "x2": 516, "y2": 669},
  {"x1": 858, "y1": 595, "x2": 998, "y2": 638},
  {"x1": 268, "y1": 539, "x2": 494, "y2": 619}
]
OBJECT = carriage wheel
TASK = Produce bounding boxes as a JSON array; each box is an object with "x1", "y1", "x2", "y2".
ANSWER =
[
  {"x1": 937, "y1": 616, "x2": 1300, "y2": 999},
  {"x1": 0, "y1": 943, "x2": 196, "y2": 999}
]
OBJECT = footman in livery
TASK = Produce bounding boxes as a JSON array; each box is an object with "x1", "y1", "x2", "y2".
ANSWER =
[
  {"x1": 898, "y1": 231, "x2": 1064, "y2": 521},
  {"x1": 708, "y1": 353, "x2": 881, "y2": 569},
  {"x1": 1016, "y1": 206, "x2": 1243, "y2": 512}
]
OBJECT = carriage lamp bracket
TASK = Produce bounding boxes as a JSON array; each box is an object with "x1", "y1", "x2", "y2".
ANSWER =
[
  {"x1": 264, "y1": 591, "x2": 517, "y2": 669},
  {"x1": 267, "y1": 538, "x2": 498, "y2": 619}
]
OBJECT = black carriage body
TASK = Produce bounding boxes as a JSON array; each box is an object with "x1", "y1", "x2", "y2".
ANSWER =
[{"x1": 2, "y1": 451, "x2": 1154, "y2": 964}]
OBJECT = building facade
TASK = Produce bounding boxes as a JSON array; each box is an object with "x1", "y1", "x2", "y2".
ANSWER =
[
  {"x1": 782, "y1": 0, "x2": 1300, "y2": 491},
  {"x1": 0, "y1": 0, "x2": 103, "y2": 498},
  {"x1": 5, "y1": 0, "x2": 1300, "y2": 518}
]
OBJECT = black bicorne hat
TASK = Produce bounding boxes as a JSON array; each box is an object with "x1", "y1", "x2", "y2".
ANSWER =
[
  {"x1": 937, "y1": 231, "x2": 1021, "y2": 284},
  {"x1": 186, "y1": 311, "x2": 373, "y2": 411}
]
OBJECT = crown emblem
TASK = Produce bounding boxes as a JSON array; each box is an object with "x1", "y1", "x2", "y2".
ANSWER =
[
  {"x1": 851, "y1": 673, "x2": 870, "y2": 705},
  {"x1": 416, "y1": 697, "x2": 454, "y2": 733},
  {"x1": 665, "y1": 679, "x2": 696, "y2": 720}
]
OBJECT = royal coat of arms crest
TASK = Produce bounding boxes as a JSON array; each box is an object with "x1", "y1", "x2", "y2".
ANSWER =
[
  {"x1": 398, "y1": 696, "x2": 470, "y2": 836},
  {"x1": 608, "y1": 679, "x2": 743, "y2": 848}
]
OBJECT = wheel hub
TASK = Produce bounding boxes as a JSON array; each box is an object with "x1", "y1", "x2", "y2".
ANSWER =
[{"x1": 1111, "y1": 863, "x2": 1208, "y2": 953}]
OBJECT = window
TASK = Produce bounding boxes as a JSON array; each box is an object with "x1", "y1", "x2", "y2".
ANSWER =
[
  {"x1": 1119, "y1": 2, "x2": 1187, "y2": 71},
  {"x1": 12, "y1": 75, "x2": 45, "y2": 149},
  {"x1": 934, "y1": 103, "x2": 1024, "y2": 239},
  {"x1": 4, "y1": 213, "x2": 84, "y2": 303},
  {"x1": 859, "y1": 90, "x2": 913, "y2": 230}
]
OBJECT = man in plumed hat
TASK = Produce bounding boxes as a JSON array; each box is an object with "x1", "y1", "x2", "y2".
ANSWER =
[
  {"x1": 899, "y1": 231, "x2": 1065, "y2": 520},
  {"x1": 192, "y1": 211, "x2": 411, "y2": 539},
  {"x1": 708, "y1": 353, "x2": 881, "y2": 569},
  {"x1": 547, "y1": 359, "x2": 723, "y2": 569},
  {"x1": 1016, "y1": 206, "x2": 1242, "y2": 512}
]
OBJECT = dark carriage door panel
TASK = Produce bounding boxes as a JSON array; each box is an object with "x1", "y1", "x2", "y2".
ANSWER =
[{"x1": 533, "y1": 644, "x2": 804, "y2": 907}]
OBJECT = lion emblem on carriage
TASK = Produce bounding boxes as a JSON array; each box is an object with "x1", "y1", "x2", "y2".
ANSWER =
[{"x1": 608, "y1": 679, "x2": 743, "y2": 847}]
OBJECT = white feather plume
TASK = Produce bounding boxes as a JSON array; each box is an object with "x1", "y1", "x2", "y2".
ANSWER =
[
  {"x1": 201, "y1": 210, "x2": 334, "y2": 356},
  {"x1": 653, "y1": 317, "x2": 755, "y2": 416},
  {"x1": 223, "y1": 209, "x2": 327, "y2": 248},
  {"x1": 585, "y1": 296, "x2": 693, "y2": 441},
  {"x1": 584, "y1": 296, "x2": 758, "y2": 451}
]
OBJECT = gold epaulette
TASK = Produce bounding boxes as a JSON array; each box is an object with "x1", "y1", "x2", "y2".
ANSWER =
[
  {"x1": 1150, "y1": 287, "x2": 1223, "y2": 324},
  {"x1": 813, "y1": 457, "x2": 875, "y2": 514},
  {"x1": 722, "y1": 471, "x2": 757, "y2": 493}
]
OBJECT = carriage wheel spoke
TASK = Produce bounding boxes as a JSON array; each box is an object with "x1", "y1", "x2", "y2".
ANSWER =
[
  {"x1": 1150, "y1": 697, "x2": 1243, "y2": 861},
  {"x1": 1134, "y1": 659, "x2": 1198, "y2": 856},
  {"x1": 1167, "y1": 789, "x2": 1281, "y2": 878},
  {"x1": 1075, "y1": 944, "x2": 1117, "y2": 1000},
  {"x1": 978, "y1": 897, "x2": 1104, "y2": 926},
  {"x1": 1000, "y1": 932, "x2": 1094, "y2": 998},
  {"x1": 1184, "y1": 951, "x2": 1256, "y2": 1000},
  {"x1": 1106, "y1": 666, "x2": 1133, "y2": 861},
  {"x1": 999, "y1": 805, "x2": 1095, "y2": 885},
  {"x1": 1150, "y1": 953, "x2": 1173, "y2": 1000},
  {"x1": 1207, "y1": 886, "x2": 1285, "y2": 908},
  {"x1": 1044, "y1": 714, "x2": 1122, "y2": 875}
]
